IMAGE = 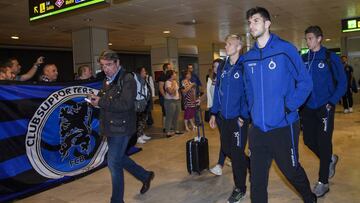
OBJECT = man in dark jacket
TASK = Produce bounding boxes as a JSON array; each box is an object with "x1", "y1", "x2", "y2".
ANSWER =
[
  {"x1": 88, "y1": 50, "x2": 154, "y2": 203},
  {"x1": 341, "y1": 55, "x2": 354, "y2": 113},
  {"x1": 242, "y1": 7, "x2": 316, "y2": 203},
  {"x1": 302, "y1": 26, "x2": 346, "y2": 198}
]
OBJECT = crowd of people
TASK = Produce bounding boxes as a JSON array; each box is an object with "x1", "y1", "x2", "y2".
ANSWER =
[
  {"x1": 0, "y1": 56, "x2": 45, "y2": 81},
  {"x1": 1, "y1": 6, "x2": 358, "y2": 203},
  {"x1": 205, "y1": 7, "x2": 347, "y2": 203}
]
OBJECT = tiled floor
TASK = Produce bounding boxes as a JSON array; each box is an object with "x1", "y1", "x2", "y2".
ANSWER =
[{"x1": 15, "y1": 103, "x2": 360, "y2": 203}]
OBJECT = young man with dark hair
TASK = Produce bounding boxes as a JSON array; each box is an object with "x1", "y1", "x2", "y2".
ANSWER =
[
  {"x1": 210, "y1": 34, "x2": 249, "y2": 203},
  {"x1": 186, "y1": 64, "x2": 202, "y2": 94},
  {"x1": 242, "y1": 7, "x2": 316, "y2": 203},
  {"x1": 302, "y1": 25, "x2": 346, "y2": 198}
]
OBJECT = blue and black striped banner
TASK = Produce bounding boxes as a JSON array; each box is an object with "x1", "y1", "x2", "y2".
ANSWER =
[{"x1": 0, "y1": 80, "x2": 107, "y2": 202}]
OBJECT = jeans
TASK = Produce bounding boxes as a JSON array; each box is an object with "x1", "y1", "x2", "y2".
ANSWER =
[{"x1": 107, "y1": 135, "x2": 150, "y2": 203}]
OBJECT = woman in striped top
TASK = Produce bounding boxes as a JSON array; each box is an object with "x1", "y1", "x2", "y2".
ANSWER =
[{"x1": 181, "y1": 70, "x2": 197, "y2": 132}]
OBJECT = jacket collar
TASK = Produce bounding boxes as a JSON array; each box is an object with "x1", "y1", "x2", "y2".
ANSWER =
[
  {"x1": 308, "y1": 45, "x2": 325, "y2": 54},
  {"x1": 224, "y1": 55, "x2": 242, "y2": 69},
  {"x1": 253, "y1": 33, "x2": 276, "y2": 52}
]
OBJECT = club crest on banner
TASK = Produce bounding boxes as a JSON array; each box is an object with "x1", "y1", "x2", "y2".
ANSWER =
[{"x1": 26, "y1": 86, "x2": 108, "y2": 179}]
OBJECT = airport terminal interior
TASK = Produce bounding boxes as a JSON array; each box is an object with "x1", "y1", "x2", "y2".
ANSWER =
[
  {"x1": 15, "y1": 102, "x2": 360, "y2": 203},
  {"x1": 1, "y1": 0, "x2": 360, "y2": 203}
]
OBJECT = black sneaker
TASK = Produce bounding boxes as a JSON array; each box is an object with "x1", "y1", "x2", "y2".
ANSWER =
[
  {"x1": 312, "y1": 193, "x2": 317, "y2": 203},
  {"x1": 305, "y1": 193, "x2": 317, "y2": 203},
  {"x1": 227, "y1": 188, "x2": 245, "y2": 203},
  {"x1": 140, "y1": 171, "x2": 154, "y2": 194}
]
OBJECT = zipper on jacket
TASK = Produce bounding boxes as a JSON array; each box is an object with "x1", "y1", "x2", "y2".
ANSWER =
[
  {"x1": 225, "y1": 68, "x2": 230, "y2": 118},
  {"x1": 260, "y1": 49, "x2": 266, "y2": 131}
]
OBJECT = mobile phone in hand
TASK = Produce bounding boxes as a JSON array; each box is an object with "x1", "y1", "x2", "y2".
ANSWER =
[{"x1": 84, "y1": 98, "x2": 92, "y2": 103}]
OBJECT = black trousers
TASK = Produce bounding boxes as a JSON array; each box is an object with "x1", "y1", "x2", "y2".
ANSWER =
[
  {"x1": 249, "y1": 121, "x2": 313, "y2": 203},
  {"x1": 342, "y1": 88, "x2": 353, "y2": 109},
  {"x1": 301, "y1": 106, "x2": 335, "y2": 184},
  {"x1": 216, "y1": 116, "x2": 249, "y2": 193}
]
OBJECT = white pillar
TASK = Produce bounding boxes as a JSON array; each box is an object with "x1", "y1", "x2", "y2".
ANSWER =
[
  {"x1": 72, "y1": 27, "x2": 108, "y2": 76},
  {"x1": 198, "y1": 43, "x2": 220, "y2": 89},
  {"x1": 149, "y1": 37, "x2": 179, "y2": 78}
]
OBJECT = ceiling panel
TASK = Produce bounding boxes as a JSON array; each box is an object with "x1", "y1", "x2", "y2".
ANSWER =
[{"x1": 0, "y1": 0, "x2": 359, "y2": 52}]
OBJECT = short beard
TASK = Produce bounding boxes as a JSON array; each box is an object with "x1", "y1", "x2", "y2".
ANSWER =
[{"x1": 252, "y1": 30, "x2": 266, "y2": 40}]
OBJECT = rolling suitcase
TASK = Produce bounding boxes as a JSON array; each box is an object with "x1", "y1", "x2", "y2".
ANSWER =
[{"x1": 186, "y1": 106, "x2": 209, "y2": 175}]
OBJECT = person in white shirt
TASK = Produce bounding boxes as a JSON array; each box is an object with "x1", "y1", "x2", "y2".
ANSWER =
[{"x1": 164, "y1": 70, "x2": 182, "y2": 137}]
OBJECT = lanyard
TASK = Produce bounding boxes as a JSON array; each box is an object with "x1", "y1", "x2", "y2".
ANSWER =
[{"x1": 307, "y1": 51, "x2": 316, "y2": 72}]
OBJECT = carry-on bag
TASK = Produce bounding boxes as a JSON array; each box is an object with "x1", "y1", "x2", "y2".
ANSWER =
[{"x1": 186, "y1": 106, "x2": 209, "y2": 174}]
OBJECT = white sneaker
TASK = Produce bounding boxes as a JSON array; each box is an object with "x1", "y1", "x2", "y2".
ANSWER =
[
  {"x1": 344, "y1": 109, "x2": 349, "y2": 114},
  {"x1": 137, "y1": 137, "x2": 146, "y2": 144},
  {"x1": 141, "y1": 134, "x2": 151, "y2": 140},
  {"x1": 349, "y1": 107, "x2": 353, "y2": 113},
  {"x1": 209, "y1": 164, "x2": 223, "y2": 176}
]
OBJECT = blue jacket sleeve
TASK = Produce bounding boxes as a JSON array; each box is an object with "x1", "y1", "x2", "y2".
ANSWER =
[
  {"x1": 210, "y1": 70, "x2": 221, "y2": 114},
  {"x1": 329, "y1": 53, "x2": 347, "y2": 105},
  {"x1": 285, "y1": 45, "x2": 313, "y2": 111}
]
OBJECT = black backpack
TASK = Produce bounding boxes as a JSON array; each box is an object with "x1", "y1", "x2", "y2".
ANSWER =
[
  {"x1": 325, "y1": 50, "x2": 337, "y2": 87},
  {"x1": 132, "y1": 72, "x2": 151, "y2": 112}
]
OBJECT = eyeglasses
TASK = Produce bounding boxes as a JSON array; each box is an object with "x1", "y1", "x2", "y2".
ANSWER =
[{"x1": 99, "y1": 62, "x2": 116, "y2": 69}]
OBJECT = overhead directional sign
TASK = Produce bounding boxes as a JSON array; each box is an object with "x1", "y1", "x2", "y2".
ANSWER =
[
  {"x1": 342, "y1": 17, "x2": 360, "y2": 33},
  {"x1": 29, "y1": 0, "x2": 109, "y2": 21}
]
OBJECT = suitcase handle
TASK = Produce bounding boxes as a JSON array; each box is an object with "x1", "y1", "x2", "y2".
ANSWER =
[{"x1": 196, "y1": 105, "x2": 206, "y2": 139}]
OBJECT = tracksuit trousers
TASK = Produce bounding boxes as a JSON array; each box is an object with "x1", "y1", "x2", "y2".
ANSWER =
[
  {"x1": 216, "y1": 115, "x2": 249, "y2": 193},
  {"x1": 301, "y1": 105, "x2": 335, "y2": 184},
  {"x1": 249, "y1": 121, "x2": 314, "y2": 203}
]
